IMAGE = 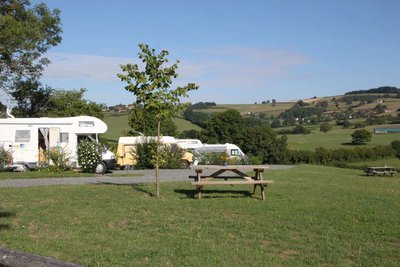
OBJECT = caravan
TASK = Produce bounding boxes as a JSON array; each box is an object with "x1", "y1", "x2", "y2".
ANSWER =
[
  {"x1": 0, "y1": 115, "x2": 116, "y2": 173},
  {"x1": 194, "y1": 143, "x2": 248, "y2": 163}
]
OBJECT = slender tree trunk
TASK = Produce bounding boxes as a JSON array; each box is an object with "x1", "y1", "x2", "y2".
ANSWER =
[{"x1": 155, "y1": 120, "x2": 161, "y2": 197}]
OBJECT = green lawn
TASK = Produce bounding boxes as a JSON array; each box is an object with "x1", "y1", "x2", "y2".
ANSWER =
[
  {"x1": 1, "y1": 165, "x2": 399, "y2": 266},
  {"x1": 0, "y1": 170, "x2": 95, "y2": 180},
  {"x1": 286, "y1": 124, "x2": 400, "y2": 151}
]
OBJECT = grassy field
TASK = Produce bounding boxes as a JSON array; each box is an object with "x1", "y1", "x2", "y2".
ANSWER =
[
  {"x1": 195, "y1": 102, "x2": 296, "y2": 117},
  {"x1": 0, "y1": 170, "x2": 95, "y2": 180},
  {"x1": 0, "y1": 165, "x2": 399, "y2": 266},
  {"x1": 102, "y1": 112, "x2": 201, "y2": 144},
  {"x1": 285, "y1": 124, "x2": 400, "y2": 151}
]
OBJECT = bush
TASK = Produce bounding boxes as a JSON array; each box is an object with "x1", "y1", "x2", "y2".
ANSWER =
[
  {"x1": 391, "y1": 140, "x2": 400, "y2": 158},
  {"x1": 44, "y1": 147, "x2": 70, "y2": 172},
  {"x1": 195, "y1": 152, "x2": 225, "y2": 165},
  {"x1": 292, "y1": 125, "x2": 311, "y2": 134},
  {"x1": 0, "y1": 147, "x2": 12, "y2": 172},
  {"x1": 351, "y1": 129, "x2": 372, "y2": 145},
  {"x1": 135, "y1": 140, "x2": 186, "y2": 169},
  {"x1": 78, "y1": 140, "x2": 102, "y2": 173},
  {"x1": 160, "y1": 144, "x2": 185, "y2": 169},
  {"x1": 287, "y1": 145, "x2": 394, "y2": 166}
]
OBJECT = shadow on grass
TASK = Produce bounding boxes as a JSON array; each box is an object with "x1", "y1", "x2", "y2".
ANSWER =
[
  {"x1": 95, "y1": 182, "x2": 154, "y2": 197},
  {"x1": 175, "y1": 189, "x2": 253, "y2": 199},
  {"x1": 0, "y1": 211, "x2": 16, "y2": 218},
  {"x1": 0, "y1": 210, "x2": 16, "y2": 231},
  {"x1": 341, "y1": 142, "x2": 367, "y2": 146}
]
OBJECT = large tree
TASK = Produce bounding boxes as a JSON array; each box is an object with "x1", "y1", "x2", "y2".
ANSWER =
[
  {"x1": 201, "y1": 109, "x2": 246, "y2": 148},
  {"x1": 10, "y1": 78, "x2": 53, "y2": 117},
  {"x1": 46, "y1": 88, "x2": 104, "y2": 119},
  {"x1": 118, "y1": 43, "x2": 198, "y2": 197},
  {"x1": 127, "y1": 104, "x2": 177, "y2": 136},
  {"x1": 0, "y1": 0, "x2": 62, "y2": 95}
]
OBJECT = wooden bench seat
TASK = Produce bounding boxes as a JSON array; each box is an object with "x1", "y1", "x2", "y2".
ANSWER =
[
  {"x1": 192, "y1": 180, "x2": 274, "y2": 186},
  {"x1": 191, "y1": 180, "x2": 274, "y2": 200}
]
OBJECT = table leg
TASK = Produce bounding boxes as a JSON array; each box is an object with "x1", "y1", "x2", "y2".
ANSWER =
[{"x1": 260, "y1": 184, "x2": 265, "y2": 200}]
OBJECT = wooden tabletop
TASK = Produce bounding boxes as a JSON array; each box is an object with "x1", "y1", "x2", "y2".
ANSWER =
[{"x1": 193, "y1": 165, "x2": 269, "y2": 171}]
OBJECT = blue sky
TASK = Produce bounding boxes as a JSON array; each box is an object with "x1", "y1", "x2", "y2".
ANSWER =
[{"x1": 32, "y1": 0, "x2": 400, "y2": 105}]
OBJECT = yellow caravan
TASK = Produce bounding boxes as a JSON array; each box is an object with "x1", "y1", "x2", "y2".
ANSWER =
[{"x1": 116, "y1": 136, "x2": 193, "y2": 169}]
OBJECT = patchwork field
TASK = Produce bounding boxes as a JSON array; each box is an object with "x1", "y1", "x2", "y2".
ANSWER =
[
  {"x1": 285, "y1": 124, "x2": 400, "y2": 151},
  {"x1": 1, "y1": 165, "x2": 399, "y2": 266}
]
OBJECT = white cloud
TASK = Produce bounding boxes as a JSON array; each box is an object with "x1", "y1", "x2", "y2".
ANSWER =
[
  {"x1": 43, "y1": 52, "x2": 133, "y2": 82},
  {"x1": 41, "y1": 47, "x2": 312, "y2": 104}
]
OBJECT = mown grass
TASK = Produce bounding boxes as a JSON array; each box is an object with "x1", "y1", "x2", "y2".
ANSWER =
[
  {"x1": 0, "y1": 165, "x2": 399, "y2": 266},
  {"x1": 348, "y1": 157, "x2": 400, "y2": 170},
  {"x1": 0, "y1": 170, "x2": 95, "y2": 180}
]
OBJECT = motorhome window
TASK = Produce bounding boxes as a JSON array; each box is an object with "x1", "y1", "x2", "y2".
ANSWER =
[
  {"x1": 79, "y1": 121, "x2": 94, "y2": 127},
  {"x1": 231, "y1": 149, "x2": 240, "y2": 156},
  {"x1": 60, "y1": 133, "x2": 69, "y2": 143},
  {"x1": 15, "y1": 130, "x2": 30, "y2": 142}
]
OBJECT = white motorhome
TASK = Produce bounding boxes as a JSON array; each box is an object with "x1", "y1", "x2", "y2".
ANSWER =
[
  {"x1": 0, "y1": 115, "x2": 116, "y2": 173},
  {"x1": 194, "y1": 143, "x2": 248, "y2": 163},
  {"x1": 175, "y1": 139, "x2": 203, "y2": 149}
]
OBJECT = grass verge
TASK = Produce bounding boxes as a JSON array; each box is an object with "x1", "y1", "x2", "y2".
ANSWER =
[{"x1": 0, "y1": 165, "x2": 399, "y2": 266}]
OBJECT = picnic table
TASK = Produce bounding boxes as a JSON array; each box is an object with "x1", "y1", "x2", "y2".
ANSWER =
[
  {"x1": 190, "y1": 165, "x2": 273, "y2": 200},
  {"x1": 365, "y1": 166, "x2": 397, "y2": 176}
]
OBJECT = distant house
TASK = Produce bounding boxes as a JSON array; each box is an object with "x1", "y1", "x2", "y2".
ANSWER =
[{"x1": 109, "y1": 104, "x2": 128, "y2": 112}]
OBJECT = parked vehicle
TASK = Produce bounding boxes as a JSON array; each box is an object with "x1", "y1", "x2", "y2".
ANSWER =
[
  {"x1": 193, "y1": 143, "x2": 248, "y2": 164},
  {"x1": 0, "y1": 113, "x2": 116, "y2": 173},
  {"x1": 116, "y1": 136, "x2": 194, "y2": 169}
]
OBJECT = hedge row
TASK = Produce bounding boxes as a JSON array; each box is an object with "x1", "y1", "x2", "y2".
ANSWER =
[{"x1": 287, "y1": 145, "x2": 395, "y2": 165}]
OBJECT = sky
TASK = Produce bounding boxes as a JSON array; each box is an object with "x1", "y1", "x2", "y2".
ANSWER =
[{"x1": 30, "y1": 0, "x2": 400, "y2": 105}]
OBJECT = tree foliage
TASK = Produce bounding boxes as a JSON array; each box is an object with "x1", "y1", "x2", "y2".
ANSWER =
[
  {"x1": 46, "y1": 88, "x2": 104, "y2": 119},
  {"x1": 0, "y1": 0, "x2": 62, "y2": 95},
  {"x1": 118, "y1": 43, "x2": 198, "y2": 122},
  {"x1": 127, "y1": 104, "x2": 177, "y2": 136},
  {"x1": 201, "y1": 109, "x2": 245, "y2": 146},
  {"x1": 118, "y1": 43, "x2": 198, "y2": 197},
  {"x1": 200, "y1": 110, "x2": 289, "y2": 164},
  {"x1": 320, "y1": 122, "x2": 332, "y2": 133},
  {"x1": 351, "y1": 129, "x2": 372, "y2": 145},
  {"x1": 10, "y1": 78, "x2": 53, "y2": 117}
]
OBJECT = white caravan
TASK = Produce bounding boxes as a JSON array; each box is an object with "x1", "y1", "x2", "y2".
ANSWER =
[{"x1": 0, "y1": 115, "x2": 116, "y2": 173}]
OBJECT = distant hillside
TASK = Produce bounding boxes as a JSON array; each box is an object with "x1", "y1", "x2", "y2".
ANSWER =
[{"x1": 345, "y1": 86, "x2": 400, "y2": 95}]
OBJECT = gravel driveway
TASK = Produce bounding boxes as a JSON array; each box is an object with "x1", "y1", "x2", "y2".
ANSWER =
[{"x1": 0, "y1": 165, "x2": 295, "y2": 188}]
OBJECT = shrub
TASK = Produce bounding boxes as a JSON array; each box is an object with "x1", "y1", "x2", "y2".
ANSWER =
[
  {"x1": 287, "y1": 145, "x2": 394, "y2": 165},
  {"x1": 0, "y1": 147, "x2": 12, "y2": 172},
  {"x1": 195, "y1": 152, "x2": 225, "y2": 165},
  {"x1": 292, "y1": 125, "x2": 311, "y2": 134},
  {"x1": 44, "y1": 147, "x2": 70, "y2": 172},
  {"x1": 391, "y1": 140, "x2": 400, "y2": 158},
  {"x1": 78, "y1": 140, "x2": 101, "y2": 173},
  {"x1": 135, "y1": 140, "x2": 186, "y2": 169},
  {"x1": 351, "y1": 129, "x2": 372, "y2": 145},
  {"x1": 159, "y1": 144, "x2": 185, "y2": 169}
]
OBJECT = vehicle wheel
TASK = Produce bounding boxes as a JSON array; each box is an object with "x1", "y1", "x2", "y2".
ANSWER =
[
  {"x1": 180, "y1": 160, "x2": 190, "y2": 169},
  {"x1": 95, "y1": 161, "x2": 107, "y2": 174}
]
